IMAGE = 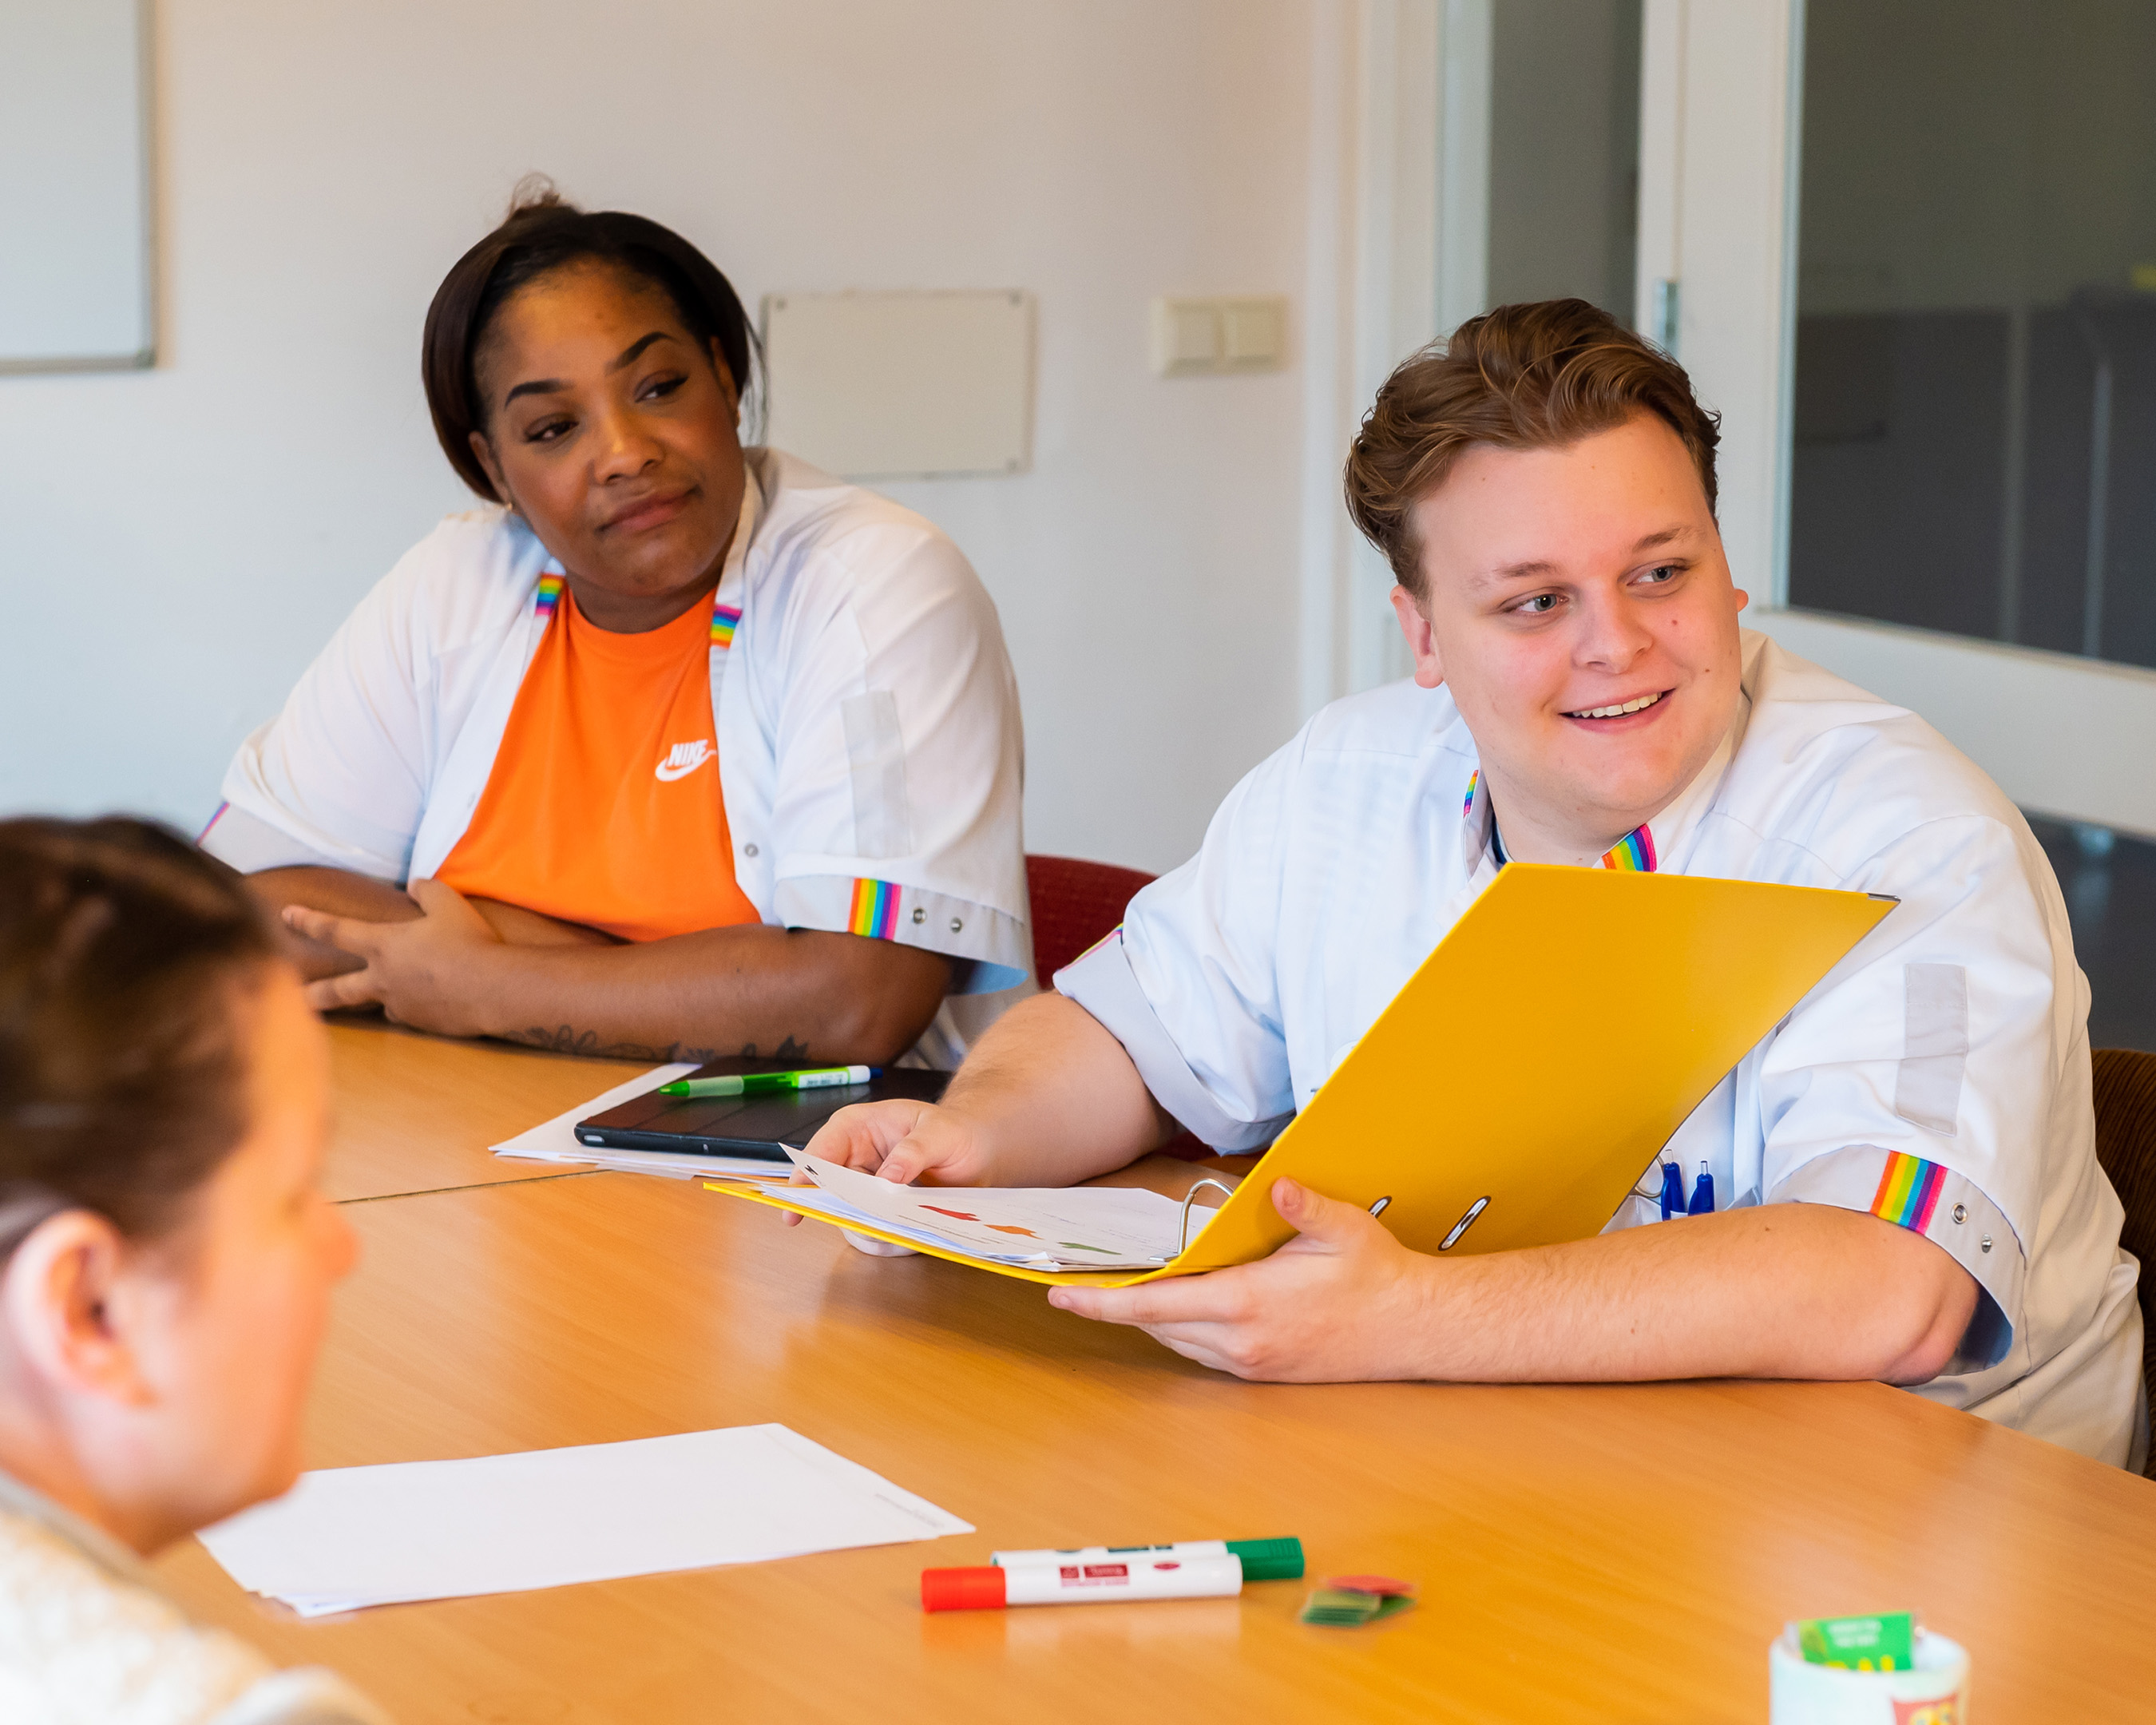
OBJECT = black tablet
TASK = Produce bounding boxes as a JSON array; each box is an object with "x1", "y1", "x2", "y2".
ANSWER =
[{"x1": 573, "y1": 1057, "x2": 949, "y2": 1161}]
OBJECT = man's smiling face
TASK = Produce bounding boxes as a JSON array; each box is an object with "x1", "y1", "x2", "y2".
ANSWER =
[{"x1": 1389, "y1": 411, "x2": 1748, "y2": 862}]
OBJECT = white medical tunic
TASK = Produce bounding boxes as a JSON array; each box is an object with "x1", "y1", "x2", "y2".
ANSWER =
[
  {"x1": 204, "y1": 447, "x2": 1034, "y2": 1068},
  {"x1": 1056, "y1": 632, "x2": 2145, "y2": 1466}
]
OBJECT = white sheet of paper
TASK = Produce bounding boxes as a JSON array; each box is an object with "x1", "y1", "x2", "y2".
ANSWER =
[
  {"x1": 525, "y1": 1142, "x2": 790, "y2": 1183},
  {"x1": 198, "y1": 1425, "x2": 971, "y2": 1615},
  {"x1": 489, "y1": 1063, "x2": 696, "y2": 1164},
  {"x1": 783, "y1": 1152, "x2": 1219, "y2": 1269},
  {"x1": 490, "y1": 1069, "x2": 799, "y2": 1181}
]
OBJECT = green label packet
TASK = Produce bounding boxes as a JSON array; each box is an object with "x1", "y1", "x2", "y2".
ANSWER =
[{"x1": 1794, "y1": 1612, "x2": 1916, "y2": 1672}]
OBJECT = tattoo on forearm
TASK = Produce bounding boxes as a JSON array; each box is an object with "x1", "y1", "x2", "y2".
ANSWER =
[
  {"x1": 743, "y1": 1036, "x2": 811, "y2": 1062},
  {"x1": 507, "y1": 1025, "x2": 721, "y2": 1064}
]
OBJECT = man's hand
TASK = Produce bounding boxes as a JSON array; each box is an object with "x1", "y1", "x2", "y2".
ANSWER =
[
  {"x1": 781, "y1": 1100, "x2": 1001, "y2": 1228},
  {"x1": 283, "y1": 878, "x2": 506, "y2": 1037},
  {"x1": 806, "y1": 1099, "x2": 1001, "y2": 1186},
  {"x1": 1047, "y1": 1177, "x2": 1433, "y2": 1382},
  {"x1": 1052, "y1": 1192, "x2": 1979, "y2": 1389}
]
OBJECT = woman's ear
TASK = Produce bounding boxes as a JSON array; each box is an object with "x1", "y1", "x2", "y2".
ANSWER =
[
  {"x1": 468, "y1": 430, "x2": 514, "y2": 513},
  {"x1": 2, "y1": 1211, "x2": 155, "y2": 1410},
  {"x1": 710, "y1": 339, "x2": 741, "y2": 422}
]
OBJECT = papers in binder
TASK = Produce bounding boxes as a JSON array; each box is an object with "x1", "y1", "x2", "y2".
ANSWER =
[{"x1": 752, "y1": 1150, "x2": 1223, "y2": 1271}]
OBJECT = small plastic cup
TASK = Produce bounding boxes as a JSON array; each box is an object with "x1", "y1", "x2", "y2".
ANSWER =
[{"x1": 1768, "y1": 1625, "x2": 1968, "y2": 1723}]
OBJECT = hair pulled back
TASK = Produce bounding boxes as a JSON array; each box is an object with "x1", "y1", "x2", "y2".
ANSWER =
[
  {"x1": 1346, "y1": 298, "x2": 1722, "y2": 597},
  {"x1": 422, "y1": 178, "x2": 759, "y2": 502},
  {"x1": 0, "y1": 819, "x2": 277, "y2": 1259}
]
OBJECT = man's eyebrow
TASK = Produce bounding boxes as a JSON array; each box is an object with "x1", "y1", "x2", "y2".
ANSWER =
[
  {"x1": 1479, "y1": 558, "x2": 1558, "y2": 585},
  {"x1": 500, "y1": 333, "x2": 677, "y2": 407},
  {"x1": 1476, "y1": 525, "x2": 1698, "y2": 585}
]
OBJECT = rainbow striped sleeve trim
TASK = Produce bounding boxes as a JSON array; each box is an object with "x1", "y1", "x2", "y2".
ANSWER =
[
  {"x1": 1462, "y1": 768, "x2": 1480, "y2": 819},
  {"x1": 1599, "y1": 826, "x2": 1658, "y2": 871},
  {"x1": 711, "y1": 603, "x2": 742, "y2": 649},
  {"x1": 533, "y1": 573, "x2": 565, "y2": 619},
  {"x1": 848, "y1": 878, "x2": 902, "y2": 940},
  {"x1": 1870, "y1": 1152, "x2": 1947, "y2": 1232}
]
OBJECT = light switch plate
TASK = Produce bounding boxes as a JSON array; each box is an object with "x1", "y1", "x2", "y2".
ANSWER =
[{"x1": 1151, "y1": 295, "x2": 1289, "y2": 376}]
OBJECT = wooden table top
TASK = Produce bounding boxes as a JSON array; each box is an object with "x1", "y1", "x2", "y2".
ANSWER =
[
  {"x1": 322, "y1": 1020, "x2": 653, "y2": 1203},
  {"x1": 154, "y1": 1058, "x2": 2156, "y2": 1723}
]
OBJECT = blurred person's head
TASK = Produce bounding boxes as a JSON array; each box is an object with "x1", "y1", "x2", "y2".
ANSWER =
[
  {"x1": 1346, "y1": 299, "x2": 1746, "y2": 862},
  {"x1": 422, "y1": 180, "x2": 759, "y2": 629},
  {"x1": 0, "y1": 819, "x2": 355, "y2": 1556}
]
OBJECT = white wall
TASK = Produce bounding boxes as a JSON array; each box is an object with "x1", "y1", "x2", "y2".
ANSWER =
[{"x1": 0, "y1": 0, "x2": 1321, "y2": 876}]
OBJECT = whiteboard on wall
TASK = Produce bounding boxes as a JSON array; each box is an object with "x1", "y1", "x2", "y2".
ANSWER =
[
  {"x1": 0, "y1": 0, "x2": 154, "y2": 373},
  {"x1": 761, "y1": 290, "x2": 1033, "y2": 480}
]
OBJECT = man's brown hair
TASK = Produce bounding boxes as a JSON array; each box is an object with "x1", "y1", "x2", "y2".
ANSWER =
[{"x1": 1344, "y1": 298, "x2": 1721, "y2": 597}]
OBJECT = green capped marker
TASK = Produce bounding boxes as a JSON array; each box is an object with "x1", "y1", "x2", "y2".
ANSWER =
[
  {"x1": 989, "y1": 1537, "x2": 1303, "y2": 1581},
  {"x1": 656, "y1": 1065, "x2": 878, "y2": 1098}
]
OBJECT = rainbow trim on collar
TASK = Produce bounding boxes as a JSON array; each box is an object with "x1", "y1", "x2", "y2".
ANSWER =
[
  {"x1": 1462, "y1": 769, "x2": 1479, "y2": 819},
  {"x1": 533, "y1": 573, "x2": 565, "y2": 618},
  {"x1": 1598, "y1": 827, "x2": 1657, "y2": 872},
  {"x1": 711, "y1": 603, "x2": 742, "y2": 649},
  {"x1": 849, "y1": 878, "x2": 901, "y2": 940},
  {"x1": 1870, "y1": 1152, "x2": 1945, "y2": 1232}
]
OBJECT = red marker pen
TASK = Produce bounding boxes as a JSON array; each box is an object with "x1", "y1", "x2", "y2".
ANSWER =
[{"x1": 922, "y1": 1553, "x2": 1244, "y2": 1611}]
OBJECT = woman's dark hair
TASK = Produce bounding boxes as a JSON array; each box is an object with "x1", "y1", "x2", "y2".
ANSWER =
[
  {"x1": 0, "y1": 818, "x2": 278, "y2": 1258},
  {"x1": 422, "y1": 179, "x2": 759, "y2": 502}
]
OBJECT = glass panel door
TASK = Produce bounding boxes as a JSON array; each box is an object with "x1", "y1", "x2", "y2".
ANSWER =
[
  {"x1": 1446, "y1": 0, "x2": 1644, "y2": 325},
  {"x1": 1487, "y1": 0, "x2": 1643, "y2": 319},
  {"x1": 1789, "y1": 0, "x2": 2156, "y2": 672}
]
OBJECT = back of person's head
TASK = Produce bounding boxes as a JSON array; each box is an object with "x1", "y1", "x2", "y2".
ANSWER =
[
  {"x1": 1345, "y1": 299, "x2": 1722, "y2": 598},
  {"x1": 0, "y1": 817, "x2": 351, "y2": 1555},
  {"x1": 421, "y1": 177, "x2": 758, "y2": 502},
  {"x1": 0, "y1": 818, "x2": 274, "y2": 1255}
]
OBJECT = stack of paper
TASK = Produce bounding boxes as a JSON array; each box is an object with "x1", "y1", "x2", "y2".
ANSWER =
[
  {"x1": 489, "y1": 1064, "x2": 785, "y2": 1181},
  {"x1": 198, "y1": 1425, "x2": 971, "y2": 1616},
  {"x1": 746, "y1": 1151, "x2": 1223, "y2": 1271}
]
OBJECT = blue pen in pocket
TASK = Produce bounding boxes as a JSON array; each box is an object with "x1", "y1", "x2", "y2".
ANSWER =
[
  {"x1": 1687, "y1": 1160, "x2": 1716, "y2": 1215},
  {"x1": 1659, "y1": 1160, "x2": 1687, "y2": 1220}
]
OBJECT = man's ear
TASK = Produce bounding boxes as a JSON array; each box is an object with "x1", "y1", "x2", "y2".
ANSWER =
[
  {"x1": 468, "y1": 431, "x2": 513, "y2": 513},
  {"x1": 1389, "y1": 584, "x2": 1447, "y2": 690},
  {"x1": 2, "y1": 1211, "x2": 155, "y2": 1410}
]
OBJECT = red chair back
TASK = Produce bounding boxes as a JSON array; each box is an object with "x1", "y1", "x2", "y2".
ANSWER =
[
  {"x1": 1024, "y1": 854, "x2": 1157, "y2": 987},
  {"x1": 1023, "y1": 853, "x2": 1213, "y2": 1163}
]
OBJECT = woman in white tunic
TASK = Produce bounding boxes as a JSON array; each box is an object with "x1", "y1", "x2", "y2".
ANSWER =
[{"x1": 204, "y1": 190, "x2": 1030, "y2": 1070}]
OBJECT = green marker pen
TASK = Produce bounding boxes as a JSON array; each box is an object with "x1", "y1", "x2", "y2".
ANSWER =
[
  {"x1": 989, "y1": 1537, "x2": 1302, "y2": 1580},
  {"x1": 657, "y1": 1065, "x2": 878, "y2": 1098}
]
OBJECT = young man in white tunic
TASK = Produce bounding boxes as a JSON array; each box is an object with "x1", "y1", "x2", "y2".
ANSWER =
[{"x1": 809, "y1": 299, "x2": 2146, "y2": 1469}]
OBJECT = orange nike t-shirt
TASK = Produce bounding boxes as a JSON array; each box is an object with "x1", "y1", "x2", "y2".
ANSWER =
[{"x1": 437, "y1": 585, "x2": 759, "y2": 942}]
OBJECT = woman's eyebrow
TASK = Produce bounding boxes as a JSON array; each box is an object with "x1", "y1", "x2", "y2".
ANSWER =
[
  {"x1": 499, "y1": 334, "x2": 676, "y2": 408},
  {"x1": 606, "y1": 331, "x2": 675, "y2": 373},
  {"x1": 502, "y1": 375, "x2": 567, "y2": 406}
]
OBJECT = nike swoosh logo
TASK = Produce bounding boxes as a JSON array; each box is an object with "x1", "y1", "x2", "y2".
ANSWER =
[{"x1": 654, "y1": 756, "x2": 713, "y2": 783}]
